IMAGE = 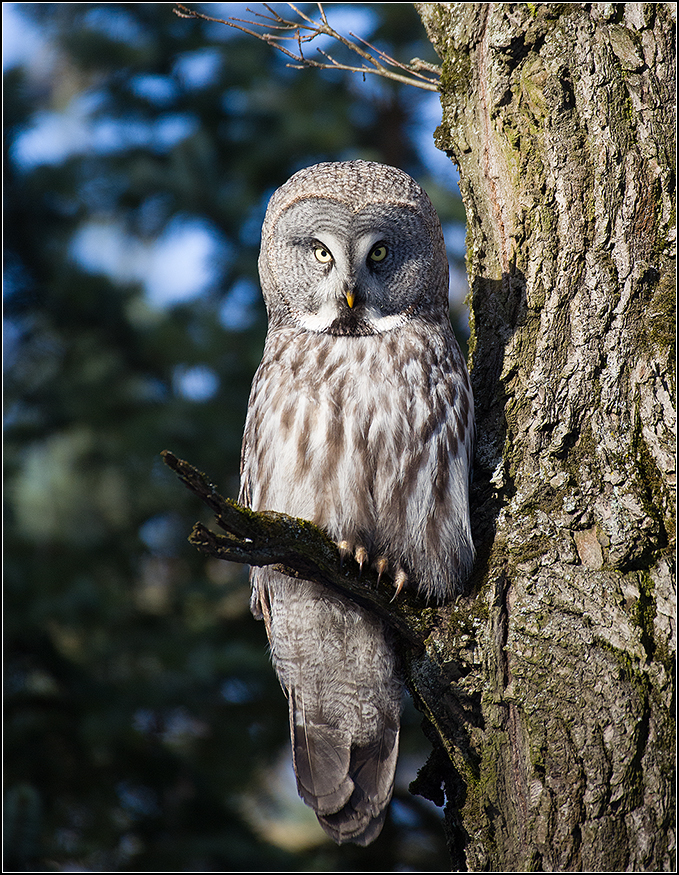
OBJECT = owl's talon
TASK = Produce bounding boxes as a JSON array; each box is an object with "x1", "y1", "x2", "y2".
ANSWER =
[
  {"x1": 374, "y1": 556, "x2": 388, "y2": 584},
  {"x1": 391, "y1": 569, "x2": 408, "y2": 601},
  {"x1": 355, "y1": 546, "x2": 369, "y2": 574},
  {"x1": 338, "y1": 540, "x2": 352, "y2": 569}
]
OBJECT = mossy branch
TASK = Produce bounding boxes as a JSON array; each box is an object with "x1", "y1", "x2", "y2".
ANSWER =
[
  {"x1": 173, "y1": 3, "x2": 440, "y2": 92},
  {"x1": 161, "y1": 451, "x2": 436, "y2": 646}
]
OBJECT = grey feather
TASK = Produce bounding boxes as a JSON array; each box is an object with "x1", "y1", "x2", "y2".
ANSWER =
[{"x1": 240, "y1": 161, "x2": 474, "y2": 844}]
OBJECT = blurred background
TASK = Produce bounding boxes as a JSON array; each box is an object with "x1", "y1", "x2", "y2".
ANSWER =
[{"x1": 4, "y1": 3, "x2": 468, "y2": 870}]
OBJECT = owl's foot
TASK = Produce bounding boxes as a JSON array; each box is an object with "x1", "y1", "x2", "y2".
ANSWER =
[{"x1": 336, "y1": 540, "x2": 407, "y2": 597}]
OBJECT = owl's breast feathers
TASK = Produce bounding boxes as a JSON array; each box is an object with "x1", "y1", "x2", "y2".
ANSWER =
[{"x1": 240, "y1": 320, "x2": 475, "y2": 603}]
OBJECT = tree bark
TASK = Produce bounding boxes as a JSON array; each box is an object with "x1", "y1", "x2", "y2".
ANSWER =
[{"x1": 413, "y1": 3, "x2": 675, "y2": 871}]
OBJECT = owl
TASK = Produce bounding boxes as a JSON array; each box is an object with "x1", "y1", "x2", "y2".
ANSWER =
[{"x1": 239, "y1": 160, "x2": 474, "y2": 845}]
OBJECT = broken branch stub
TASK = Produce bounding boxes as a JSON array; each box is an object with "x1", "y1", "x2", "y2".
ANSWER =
[{"x1": 160, "y1": 450, "x2": 431, "y2": 645}]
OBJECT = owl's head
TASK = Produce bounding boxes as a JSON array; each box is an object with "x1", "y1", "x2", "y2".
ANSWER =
[{"x1": 258, "y1": 161, "x2": 449, "y2": 336}]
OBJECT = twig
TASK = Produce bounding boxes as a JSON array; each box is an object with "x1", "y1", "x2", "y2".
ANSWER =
[
  {"x1": 161, "y1": 451, "x2": 435, "y2": 646},
  {"x1": 173, "y1": 3, "x2": 440, "y2": 92}
]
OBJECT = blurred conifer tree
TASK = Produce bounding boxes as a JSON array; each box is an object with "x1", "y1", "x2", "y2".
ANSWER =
[{"x1": 4, "y1": 4, "x2": 464, "y2": 870}]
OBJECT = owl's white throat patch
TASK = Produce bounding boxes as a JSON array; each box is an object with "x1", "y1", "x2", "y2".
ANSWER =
[{"x1": 296, "y1": 306, "x2": 408, "y2": 336}]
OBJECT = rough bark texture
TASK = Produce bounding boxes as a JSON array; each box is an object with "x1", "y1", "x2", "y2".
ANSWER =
[{"x1": 413, "y1": 3, "x2": 676, "y2": 871}]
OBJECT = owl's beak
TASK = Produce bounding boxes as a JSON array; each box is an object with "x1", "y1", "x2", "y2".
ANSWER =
[{"x1": 345, "y1": 291, "x2": 355, "y2": 309}]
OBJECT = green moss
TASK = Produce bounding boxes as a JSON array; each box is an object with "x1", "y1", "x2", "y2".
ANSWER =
[
  {"x1": 506, "y1": 531, "x2": 551, "y2": 567},
  {"x1": 593, "y1": 638, "x2": 653, "y2": 815},
  {"x1": 563, "y1": 420, "x2": 600, "y2": 495},
  {"x1": 443, "y1": 592, "x2": 490, "y2": 646},
  {"x1": 647, "y1": 270, "x2": 677, "y2": 363},
  {"x1": 631, "y1": 403, "x2": 672, "y2": 546},
  {"x1": 594, "y1": 636, "x2": 650, "y2": 698},
  {"x1": 621, "y1": 696, "x2": 651, "y2": 811},
  {"x1": 632, "y1": 571, "x2": 657, "y2": 660},
  {"x1": 460, "y1": 722, "x2": 506, "y2": 849},
  {"x1": 517, "y1": 58, "x2": 549, "y2": 129},
  {"x1": 438, "y1": 46, "x2": 472, "y2": 95}
]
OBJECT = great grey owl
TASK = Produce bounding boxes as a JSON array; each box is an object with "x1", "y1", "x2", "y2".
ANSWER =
[{"x1": 239, "y1": 160, "x2": 474, "y2": 845}]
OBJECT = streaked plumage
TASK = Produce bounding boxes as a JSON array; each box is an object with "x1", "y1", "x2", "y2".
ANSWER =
[{"x1": 239, "y1": 161, "x2": 474, "y2": 845}]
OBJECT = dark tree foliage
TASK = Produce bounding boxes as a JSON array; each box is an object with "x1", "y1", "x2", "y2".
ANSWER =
[{"x1": 4, "y1": 3, "x2": 464, "y2": 871}]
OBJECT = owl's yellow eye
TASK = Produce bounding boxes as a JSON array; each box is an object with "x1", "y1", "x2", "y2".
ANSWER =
[
  {"x1": 314, "y1": 246, "x2": 333, "y2": 264},
  {"x1": 369, "y1": 244, "x2": 388, "y2": 263}
]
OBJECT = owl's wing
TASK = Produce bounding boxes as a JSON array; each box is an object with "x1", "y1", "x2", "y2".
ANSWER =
[{"x1": 289, "y1": 685, "x2": 400, "y2": 846}]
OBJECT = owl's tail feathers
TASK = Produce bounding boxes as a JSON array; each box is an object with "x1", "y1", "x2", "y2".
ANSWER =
[
  {"x1": 290, "y1": 693, "x2": 399, "y2": 845},
  {"x1": 316, "y1": 729, "x2": 400, "y2": 846}
]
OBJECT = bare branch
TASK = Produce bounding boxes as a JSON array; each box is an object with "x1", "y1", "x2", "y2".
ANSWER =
[
  {"x1": 173, "y1": 3, "x2": 440, "y2": 92},
  {"x1": 161, "y1": 451, "x2": 436, "y2": 646}
]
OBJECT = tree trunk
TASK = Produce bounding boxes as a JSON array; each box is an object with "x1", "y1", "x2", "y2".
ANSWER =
[{"x1": 412, "y1": 3, "x2": 675, "y2": 871}]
